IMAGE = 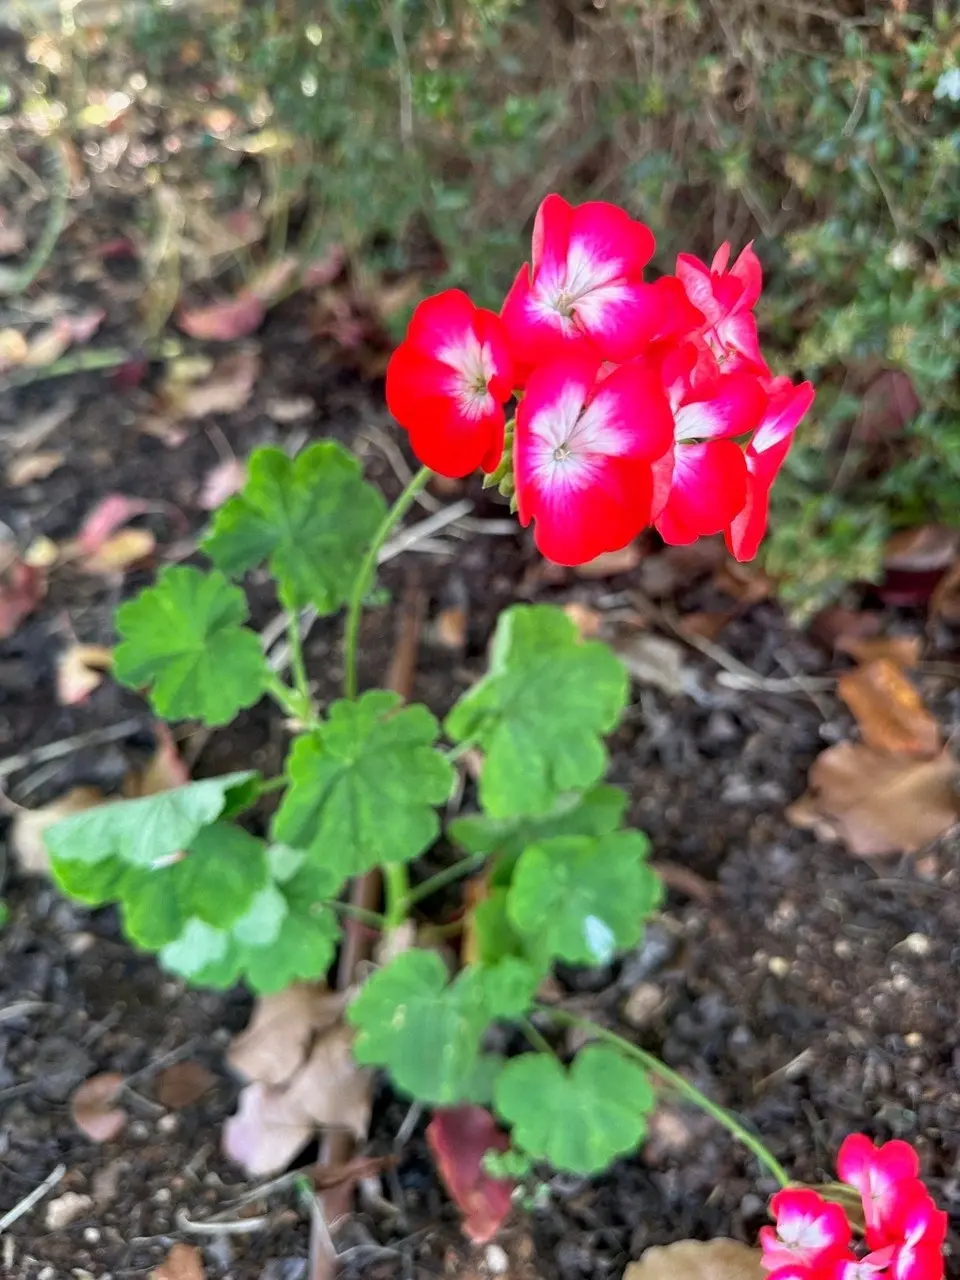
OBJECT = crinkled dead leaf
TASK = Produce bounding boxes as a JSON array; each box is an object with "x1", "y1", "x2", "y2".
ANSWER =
[
  {"x1": 223, "y1": 1023, "x2": 372, "y2": 1177},
  {"x1": 713, "y1": 557, "x2": 776, "y2": 604},
  {"x1": 0, "y1": 328, "x2": 29, "y2": 370},
  {"x1": 76, "y1": 494, "x2": 151, "y2": 556},
  {"x1": 81, "y1": 528, "x2": 156, "y2": 574},
  {"x1": 177, "y1": 292, "x2": 265, "y2": 341},
  {"x1": 612, "y1": 632, "x2": 690, "y2": 697},
  {"x1": 6, "y1": 450, "x2": 65, "y2": 487},
  {"x1": 574, "y1": 542, "x2": 642, "y2": 578},
  {"x1": 122, "y1": 725, "x2": 191, "y2": 797},
  {"x1": 0, "y1": 558, "x2": 46, "y2": 639},
  {"x1": 228, "y1": 985, "x2": 348, "y2": 1088},
  {"x1": 71, "y1": 1071, "x2": 128, "y2": 1143},
  {"x1": 883, "y1": 525, "x2": 958, "y2": 573},
  {"x1": 198, "y1": 458, "x2": 247, "y2": 510},
  {"x1": 10, "y1": 785, "x2": 107, "y2": 876},
  {"x1": 787, "y1": 743, "x2": 960, "y2": 857},
  {"x1": 836, "y1": 635, "x2": 923, "y2": 667},
  {"x1": 152, "y1": 1242, "x2": 205, "y2": 1280},
  {"x1": 809, "y1": 606, "x2": 883, "y2": 651},
  {"x1": 837, "y1": 658, "x2": 940, "y2": 756},
  {"x1": 637, "y1": 538, "x2": 727, "y2": 598},
  {"x1": 156, "y1": 1061, "x2": 218, "y2": 1109},
  {"x1": 562, "y1": 601, "x2": 605, "y2": 639},
  {"x1": 624, "y1": 1239, "x2": 765, "y2": 1280},
  {"x1": 176, "y1": 351, "x2": 260, "y2": 419},
  {"x1": 426, "y1": 1106, "x2": 514, "y2": 1244},
  {"x1": 25, "y1": 309, "x2": 105, "y2": 366},
  {"x1": 56, "y1": 643, "x2": 113, "y2": 705}
]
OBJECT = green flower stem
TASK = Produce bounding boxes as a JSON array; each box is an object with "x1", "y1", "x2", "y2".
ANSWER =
[
  {"x1": 521, "y1": 1018, "x2": 558, "y2": 1058},
  {"x1": 383, "y1": 862, "x2": 411, "y2": 929},
  {"x1": 285, "y1": 611, "x2": 315, "y2": 722},
  {"x1": 407, "y1": 853, "x2": 488, "y2": 906},
  {"x1": 327, "y1": 900, "x2": 387, "y2": 929},
  {"x1": 343, "y1": 465, "x2": 432, "y2": 700},
  {"x1": 253, "y1": 775, "x2": 288, "y2": 797},
  {"x1": 538, "y1": 1005, "x2": 791, "y2": 1189},
  {"x1": 264, "y1": 673, "x2": 305, "y2": 720},
  {"x1": 445, "y1": 738, "x2": 480, "y2": 763}
]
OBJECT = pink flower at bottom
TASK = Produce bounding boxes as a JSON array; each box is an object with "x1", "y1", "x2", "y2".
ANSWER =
[
  {"x1": 760, "y1": 1188, "x2": 852, "y2": 1273},
  {"x1": 837, "y1": 1135, "x2": 921, "y2": 1244},
  {"x1": 386, "y1": 288, "x2": 514, "y2": 478},
  {"x1": 513, "y1": 350, "x2": 674, "y2": 565}
]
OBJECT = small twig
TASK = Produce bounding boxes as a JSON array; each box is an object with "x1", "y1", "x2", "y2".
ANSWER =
[
  {"x1": 378, "y1": 500, "x2": 474, "y2": 563},
  {"x1": 5, "y1": 348, "x2": 130, "y2": 389},
  {"x1": 0, "y1": 140, "x2": 69, "y2": 298},
  {"x1": 176, "y1": 1208, "x2": 269, "y2": 1235},
  {"x1": 307, "y1": 1191, "x2": 338, "y2": 1280},
  {"x1": 0, "y1": 1163, "x2": 66, "y2": 1233},
  {"x1": 0, "y1": 718, "x2": 144, "y2": 783}
]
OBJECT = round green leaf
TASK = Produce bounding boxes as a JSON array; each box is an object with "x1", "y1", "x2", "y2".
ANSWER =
[
  {"x1": 445, "y1": 605, "x2": 628, "y2": 819},
  {"x1": 114, "y1": 567, "x2": 268, "y2": 725},
  {"x1": 507, "y1": 831, "x2": 662, "y2": 966},
  {"x1": 495, "y1": 1045, "x2": 655, "y2": 1174},
  {"x1": 272, "y1": 692, "x2": 454, "y2": 877},
  {"x1": 202, "y1": 442, "x2": 386, "y2": 613}
]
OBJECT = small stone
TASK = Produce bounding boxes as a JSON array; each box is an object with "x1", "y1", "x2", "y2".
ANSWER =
[
  {"x1": 45, "y1": 1192, "x2": 93, "y2": 1231},
  {"x1": 485, "y1": 1244, "x2": 509, "y2": 1275},
  {"x1": 623, "y1": 982, "x2": 665, "y2": 1029},
  {"x1": 83, "y1": 1227, "x2": 101, "y2": 1244},
  {"x1": 902, "y1": 932, "x2": 932, "y2": 957},
  {"x1": 768, "y1": 956, "x2": 790, "y2": 977},
  {"x1": 157, "y1": 1113, "x2": 178, "y2": 1134}
]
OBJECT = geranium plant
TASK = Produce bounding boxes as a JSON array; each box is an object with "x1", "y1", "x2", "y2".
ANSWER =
[{"x1": 40, "y1": 194, "x2": 944, "y2": 1273}]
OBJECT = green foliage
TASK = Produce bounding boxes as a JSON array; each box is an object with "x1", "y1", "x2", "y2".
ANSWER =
[
  {"x1": 203, "y1": 442, "x2": 386, "y2": 612},
  {"x1": 445, "y1": 606, "x2": 628, "y2": 819},
  {"x1": 507, "y1": 832, "x2": 662, "y2": 967},
  {"x1": 114, "y1": 567, "x2": 268, "y2": 725},
  {"x1": 495, "y1": 1045, "x2": 656, "y2": 1175},
  {"x1": 348, "y1": 949, "x2": 538, "y2": 1105},
  {"x1": 272, "y1": 691, "x2": 455, "y2": 877}
]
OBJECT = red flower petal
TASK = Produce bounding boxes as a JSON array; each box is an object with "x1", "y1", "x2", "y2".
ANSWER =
[
  {"x1": 724, "y1": 433, "x2": 791, "y2": 562},
  {"x1": 674, "y1": 370, "x2": 768, "y2": 441},
  {"x1": 752, "y1": 378, "x2": 815, "y2": 454},
  {"x1": 426, "y1": 1106, "x2": 514, "y2": 1245},
  {"x1": 730, "y1": 240, "x2": 763, "y2": 310},
  {"x1": 655, "y1": 440, "x2": 748, "y2": 545}
]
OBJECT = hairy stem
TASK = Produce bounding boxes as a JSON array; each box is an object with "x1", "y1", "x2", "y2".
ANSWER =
[
  {"x1": 286, "y1": 611, "x2": 315, "y2": 721},
  {"x1": 264, "y1": 673, "x2": 305, "y2": 721},
  {"x1": 382, "y1": 862, "x2": 411, "y2": 930},
  {"x1": 343, "y1": 466, "x2": 431, "y2": 700},
  {"x1": 538, "y1": 1006, "x2": 791, "y2": 1188},
  {"x1": 407, "y1": 853, "x2": 488, "y2": 906}
]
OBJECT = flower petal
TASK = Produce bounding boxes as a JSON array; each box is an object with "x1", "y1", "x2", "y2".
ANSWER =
[
  {"x1": 531, "y1": 192, "x2": 574, "y2": 277},
  {"x1": 730, "y1": 240, "x2": 762, "y2": 310},
  {"x1": 386, "y1": 344, "x2": 457, "y2": 428},
  {"x1": 675, "y1": 371, "x2": 768, "y2": 441},
  {"x1": 567, "y1": 200, "x2": 655, "y2": 284},
  {"x1": 501, "y1": 261, "x2": 593, "y2": 366},
  {"x1": 656, "y1": 440, "x2": 748, "y2": 544},
  {"x1": 406, "y1": 288, "x2": 478, "y2": 364},
  {"x1": 724, "y1": 433, "x2": 791, "y2": 562},
  {"x1": 751, "y1": 379, "x2": 815, "y2": 454},
  {"x1": 406, "y1": 395, "x2": 506, "y2": 479}
]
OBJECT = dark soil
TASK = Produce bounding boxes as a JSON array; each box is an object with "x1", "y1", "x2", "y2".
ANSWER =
[{"x1": 2, "y1": 203, "x2": 960, "y2": 1280}]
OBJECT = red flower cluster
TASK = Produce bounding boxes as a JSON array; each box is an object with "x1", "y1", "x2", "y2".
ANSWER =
[
  {"x1": 760, "y1": 1135, "x2": 947, "y2": 1280},
  {"x1": 385, "y1": 193, "x2": 814, "y2": 566}
]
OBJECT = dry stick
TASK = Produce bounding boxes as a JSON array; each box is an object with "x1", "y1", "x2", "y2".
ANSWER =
[
  {"x1": 0, "y1": 717, "x2": 144, "y2": 783},
  {"x1": 0, "y1": 1162, "x2": 66, "y2": 1233}
]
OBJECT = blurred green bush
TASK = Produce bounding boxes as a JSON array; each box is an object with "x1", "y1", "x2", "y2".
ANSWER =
[{"x1": 84, "y1": 1, "x2": 960, "y2": 606}]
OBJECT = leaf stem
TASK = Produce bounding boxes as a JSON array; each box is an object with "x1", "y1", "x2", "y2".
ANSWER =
[
  {"x1": 537, "y1": 1006, "x2": 791, "y2": 1188},
  {"x1": 407, "y1": 853, "x2": 488, "y2": 906},
  {"x1": 264, "y1": 673, "x2": 304, "y2": 721},
  {"x1": 521, "y1": 1018, "x2": 558, "y2": 1058},
  {"x1": 343, "y1": 465, "x2": 432, "y2": 700},
  {"x1": 382, "y1": 862, "x2": 411, "y2": 929},
  {"x1": 285, "y1": 610, "x2": 315, "y2": 721},
  {"x1": 327, "y1": 900, "x2": 387, "y2": 929}
]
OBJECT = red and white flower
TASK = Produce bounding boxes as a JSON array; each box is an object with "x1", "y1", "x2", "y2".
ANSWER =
[
  {"x1": 676, "y1": 240, "x2": 766, "y2": 372},
  {"x1": 837, "y1": 1135, "x2": 921, "y2": 1244},
  {"x1": 501, "y1": 195, "x2": 698, "y2": 369},
  {"x1": 513, "y1": 350, "x2": 673, "y2": 565},
  {"x1": 386, "y1": 289, "x2": 513, "y2": 478},
  {"x1": 760, "y1": 1188, "x2": 852, "y2": 1273}
]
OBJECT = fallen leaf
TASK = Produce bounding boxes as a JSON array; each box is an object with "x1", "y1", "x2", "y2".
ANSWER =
[
  {"x1": 177, "y1": 292, "x2": 265, "y2": 341},
  {"x1": 56, "y1": 643, "x2": 113, "y2": 705},
  {"x1": 0, "y1": 210, "x2": 26, "y2": 256},
  {"x1": 176, "y1": 351, "x2": 260, "y2": 419},
  {"x1": 434, "y1": 604, "x2": 468, "y2": 650},
  {"x1": 837, "y1": 658, "x2": 940, "y2": 756},
  {"x1": 152, "y1": 1243, "x2": 205, "y2": 1280},
  {"x1": 302, "y1": 245, "x2": 346, "y2": 289},
  {"x1": 0, "y1": 559, "x2": 46, "y2": 639},
  {"x1": 71, "y1": 1071, "x2": 128, "y2": 1143},
  {"x1": 613, "y1": 632, "x2": 691, "y2": 697},
  {"x1": 713, "y1": 558, "x2": 776, "y2": 605},
  {"x1": 930, "y1": 560, "x2": 960, "y2": 625},
  {"x1": 223, "y1": 1025, "x2": 372, "y2": 1177},
  {"x1": 23, "y1": 536, "x2": 60, "y2": 569},
  {"x1": 809, "y1": 606, "x2": 883, "y2": 651},
  {"x1": 563, "y1": 601, "x2": 604, "y2": 639},
  {"x1": 198, "y1": 458, "x2": 247, "y2": 509},
  {"x1": 25, "y1": 310, "x2": 106, "y2": 366},
  {"x1": 122, "y1": 724, "x2": 190, "y2": 797},
  {"x1": 81, "y1": 527, "x2": 156, "y2": 574},
  {"x1": 638, "y1": 538, "x2": 727, "y2": 598},
  {"x1": 880, "y1": 526, "x2": 959, "y2": 606},
  {"x1": 624, "y1": 1239, "x2": 765, "y2": 1280},
  {"x1": 247, "y1": 256, "x2": 299, "y2": 304},
  {"x1": 574, "y1": 542, "x2": 642, "y2": 578},
  {"x1": 0, "y1": 327, "x2": 30, "y2": 370},
  {"x1": 6, "y1": 451, "x2": 65, "y2": 486},
  {"x1": 227, "y1": 986, "x2": 348, "y2": 1088},
  {"x1": 77, "y1": 494, "x2": 151, "y2": 556},
  {"x1": 10, "y1": 786, "x2": 106, "y2": 876},
  {"x1": 679, "y1": 610, "x2": 734, "y2": 641},
  {"x1": 836, "y1": 635, "x2": 923, "y2": 667},
  {"x1": 157, "y1": 1061, "x2": 218, "y2": 1109},
  {"x1": 787, "y1": 743, "x2": 960, "y2": 857},
  {"x1": 426, "y1": 1107, "x2": 514, "y2": 1245},
  {"x1": 265, "y1": 394, "x2": 315, "y2": 423}
]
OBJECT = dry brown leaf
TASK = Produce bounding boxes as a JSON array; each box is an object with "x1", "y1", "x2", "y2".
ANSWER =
[
  {"x1": 175, "y1": 351, "x2": 260, "y2": 419},
  {"x1": 81, "y1": 528, "x2": 156, "y2": 574},
  {"x1": 574, "y1": 542, "x2": 642, "y2": 578},
  {"x1": 25, "y1": 310, "x2": 105, "y2": 366},
  {"x1": 10, "y1": 786, "x2": 107, "y2": 876},
  {"x1": 679, "y1": 610, "x2": 735, "y2": 641},
  {"x1": 71, "y1": 1072, "x2": 128, "y2": 1143},
  {"x1": 6, "y1": 451, "x2": 65, "y2": 487},
  {"x1": 177, "y1": 292, "x2": 265, "y2": 341},
  {"x1": 837, "y1": 658, "x2": 940, "y2": 756},
  {"x1": 930, "y1": 560, "x2": 960, "y2": 625},
  {"x1": 787, "y1": 743, "x2": 960, "y2": 857},
  {"x1": 152, "y1": 1243, "x2": 206, "y2": 1280},
  {"x1": 227, "y1": 985, "x2": 348, "y2": 1088},
  {"x1": 77, "y1": 493, "x2": 151, "y2": 555},
  {"x1": 809, "y1": 606, "x2": 883, "y2": 651},
  {"x1": 434, "y1": 604, "x2": 468, "y2": 650},
  {"x1": 883, "y1": 525, "x2": 959, "y2": 573},
  {"x1": 0, "y1": 558, "x2": 46, "y2": 639},
  {"x1": 0, "y1": 327, "x2": 30, "y2": 370},
  {"x1": 613, "y1": 632, "x2": 690, "y2": 697},
  {"x1": 563, "y1": 601, "x2": 604, "y2": 639},
  {"x1": 198, "y1": 458, "x2": 247, "y2": 510},
  {"x1": 637, "y1": 538, "x2": 727, "y2": 597},
  {"x1": 156, "y1": 1061, "x2": 218, "y2": 1109},
  {"x1": 56, "y1": 643, "x2": 113, "y2": 705},
  {"x1": 123, "y1": 725, "x2": 190, "y2": 797},
  {"x1": 836, "y1": 635, "x2": 924, "y2": 668},
  {"x1": 713, "y1": 558, "x2": 776, "y2": 604},
  {"x1": 624, "y1": 1239, "x2": 765, "y2": 1280}
]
